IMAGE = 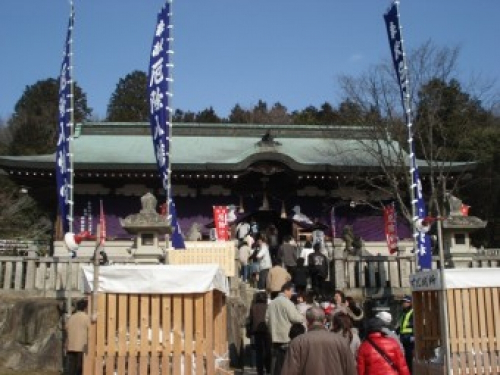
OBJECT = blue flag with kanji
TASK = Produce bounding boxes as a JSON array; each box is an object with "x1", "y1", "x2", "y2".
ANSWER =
[
  {"x1": 170, "y1": 201, "x2": 185, "y2": 249},
  {"x1": 384, "y1": 1, "x2": 432, "y2": 270},
  {"x1": 148, "y1": 2, "x2": 172, "y2": 198},
  {"x1": 56, "y1": 5, "x2": 74, "y2": 234}
]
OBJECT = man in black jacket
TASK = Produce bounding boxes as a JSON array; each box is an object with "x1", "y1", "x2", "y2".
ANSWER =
[
  {"x1": 277, "y1": 235, "x2": 298, "y2": 275},
  {"x1": 308, "y1": 243, "x2": 329, "y2": 298}
]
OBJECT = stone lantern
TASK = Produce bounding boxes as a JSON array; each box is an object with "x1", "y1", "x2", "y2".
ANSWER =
[
  {"x1": 120, "y1": 193, "x2": 171, "y2": 263},
  {"x1": 442, "y1": 194, "x2": 486, "y2": 267}
]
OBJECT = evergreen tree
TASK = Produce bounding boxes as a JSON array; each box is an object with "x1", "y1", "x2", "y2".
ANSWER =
[
  {"x1": 106, "y1": 70, "x2": 149, "y2": 122},
  {"x1": 8, "y1": 78, "x2": 91, "y2": 155},
  {"x1": 292, "y1": 106, "x2": 319, "y2": 125},
  {"x1": 195, "y1": 107, "x2": 221, "y2": 123},
  {"x1": 228, "y1": 104, "x2": 251, "y2": 123}
]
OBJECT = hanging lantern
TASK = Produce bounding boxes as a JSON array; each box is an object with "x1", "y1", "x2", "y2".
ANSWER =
[
  {"x1": 261, "y1": 192, "x2": 270, "y2": 210},
  {"x1": 238, "y1": 196, "x2": 245, "y2": 214},
  {"x1": 280, "y1": 201, "x2": 287, "y2": 219}
]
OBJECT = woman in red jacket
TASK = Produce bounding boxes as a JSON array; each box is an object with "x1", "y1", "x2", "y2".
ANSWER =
[{"x1": 357, "y1": 318, "x2": 410, "y2": 375}]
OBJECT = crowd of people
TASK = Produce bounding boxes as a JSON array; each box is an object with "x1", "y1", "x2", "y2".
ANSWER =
[{"x1": 241, "y1": 229, "x2": 415, "y2": 375}]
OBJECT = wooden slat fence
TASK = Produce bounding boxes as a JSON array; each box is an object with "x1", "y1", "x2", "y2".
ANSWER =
[
  {"x1": 83, "y1": 290, "x2": 228, "y2": 375},
  {"x1": 166, "y1": 242, "x2": 236, "y2": 278},
  {"x1": 414, "y1": 287, "x2": 500, "y2": 374}
]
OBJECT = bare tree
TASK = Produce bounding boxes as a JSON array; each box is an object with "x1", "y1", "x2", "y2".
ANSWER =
[{"x1": 333, "y1": 41, "x2": 497, "y2": 223}]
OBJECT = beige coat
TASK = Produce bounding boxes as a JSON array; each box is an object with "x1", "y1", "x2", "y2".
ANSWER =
[
  {"x1": 265, "y1": 293, "x2": 304, "y2": 343},
  {"x1": 266, "y1": 265, "x2": 291, "y2": 293},
  {"x1": 66, "y1": 311, "x2": 90, "y2": 352}
]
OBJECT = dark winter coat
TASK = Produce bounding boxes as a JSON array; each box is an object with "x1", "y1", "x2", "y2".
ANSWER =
[{"x1": 281, "y1": 326, "x2": 357, "y2": 375}]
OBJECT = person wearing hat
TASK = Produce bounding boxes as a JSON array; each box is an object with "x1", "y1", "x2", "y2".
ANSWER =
[
  {"x1": 357, "y1": 318, "x2": 410, "y2": 375},
  {"x1": 396, "y1": 295, "x2": 414, "y2": 373},
  {"x1": 375, "y1": 311, "x2": 404, "y2": 353}
]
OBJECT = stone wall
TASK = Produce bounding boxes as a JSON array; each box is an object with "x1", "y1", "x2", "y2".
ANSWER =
[{"x1": 0, "y1": 297, "x2": 63, "y2": 372}]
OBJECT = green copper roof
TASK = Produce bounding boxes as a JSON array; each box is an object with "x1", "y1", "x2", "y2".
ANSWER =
[{"x1": 0, "y1": 122, "x2": 476, "y2": 173}]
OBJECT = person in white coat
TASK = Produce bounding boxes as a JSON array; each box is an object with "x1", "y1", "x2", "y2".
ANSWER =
[{"x1": 255, "y1": 235, "x2": 272, "y2": 290}]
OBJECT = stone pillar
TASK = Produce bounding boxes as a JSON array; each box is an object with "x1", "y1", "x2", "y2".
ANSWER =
[
  {"x1": 332, "y1": 239, "x2": 346, "y2": 290},
  {"x1": 24, "y1": 246, "x2": 38, "y2": 290}
]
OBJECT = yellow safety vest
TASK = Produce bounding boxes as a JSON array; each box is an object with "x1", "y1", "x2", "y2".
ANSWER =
[{"x1": 399, "y1": 309, "x2": 413, "y2": 335}]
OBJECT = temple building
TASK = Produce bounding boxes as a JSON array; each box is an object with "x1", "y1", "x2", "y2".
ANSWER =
[{"x1": 0, "y1": 121, "x2": 470, "y2": 246}]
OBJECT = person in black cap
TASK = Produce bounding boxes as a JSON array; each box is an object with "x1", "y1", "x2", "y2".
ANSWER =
[{"x1": 396, "y1": 295, "x2": 414, "y2": 373}]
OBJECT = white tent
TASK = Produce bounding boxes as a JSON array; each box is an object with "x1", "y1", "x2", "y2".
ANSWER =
[{"x1": 81, "y1": 264, "x2": 229, "y2": 295}]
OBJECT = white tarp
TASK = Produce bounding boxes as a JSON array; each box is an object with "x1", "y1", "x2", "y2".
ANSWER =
[
  {"x1": 81, "y1": 264, "x2": 228, "y2": 295},
  {"x1": 443, "y1": 268, "x2": 500, "y2": 289},
  {"x1": 411, "y1": 268, "x2": 500, "y2": 291}
]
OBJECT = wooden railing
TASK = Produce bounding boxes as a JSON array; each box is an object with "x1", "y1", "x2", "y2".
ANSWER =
[
  {"x1": 0, "y1": 256, "x2": 134, "y2": 297},
  {"x1": 1, "y1": 253, "x2": 500, "y2": 298}
]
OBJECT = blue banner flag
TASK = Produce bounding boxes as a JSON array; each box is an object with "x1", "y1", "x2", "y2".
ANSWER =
[
  {"x1": 170, "y1": 201, "x2": 186, "y2": 249},
  {"x1": 148, "y1": 1, "x2": 185, "y2": 249},
  {"x1": 56, "y1": 5, "x2": 74, "y2": 234},
  {"x1": 148, "y1": 2, "x2": 173, "y2": 198},
  {"x1": 384, "y1": 1, "x2": 432, "y2": 270},
  {"x1": 383, "y1": 2, "x2": 409, "y2": 110}
]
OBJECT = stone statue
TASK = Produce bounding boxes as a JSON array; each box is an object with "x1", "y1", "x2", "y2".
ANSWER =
[
  {"x1": 445, "y1": 193, "x2": 463, "y2": 217},
  {"x1": 342, "y1": 225, "x2": 363, "y2": 256},
  {"x1": 186, "y1": 222, "x2": 202, "y2": 241}
]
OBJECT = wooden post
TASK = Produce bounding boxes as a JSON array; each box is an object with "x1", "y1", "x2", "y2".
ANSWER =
[
  {"x1": 106, "y1": 294, "x2": 117, "y2": 375},
  {"x1": 150, "y1": 294, "x2": 160, "y2": 375},
  {"x1": 195, "y1": 294, "x2": 205, "y2": 374},
  {"x1": 161, "y1": 295, "x2": 172, "y2": 375},
  {"x1": 117, "y1": 294, "x2": 128, "y2": 375},
  {"x1": 205, "y1": 291, "x2": 215, "y2": 375},
  {"x1": 172, "y1": 295, "x2": 183, "y2": 375}
]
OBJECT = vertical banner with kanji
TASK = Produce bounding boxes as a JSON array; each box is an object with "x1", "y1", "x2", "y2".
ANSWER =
[
  {"x1": 148, "y1": 2, "x2": 173, "y2": 198},
  {"x1": 384, "y1": 1, "x2": 431, "y2": 270},
  {"x1": 213, "y1": 206, "x2": 229, "y2": 241},
  {"x1": 56, "y1": 5, "x2": 74, "y2": 235},
  {"x1": 170, "y1": 201, "x2": 186, "y2": 249},
  {"x1": 383, "y1": 204, "x2": 399, "y2": 254}
]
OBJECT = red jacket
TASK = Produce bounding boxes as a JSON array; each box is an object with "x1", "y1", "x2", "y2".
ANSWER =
[{"x1": 357, "y1": 332, "x2": 410, "y2": 375}]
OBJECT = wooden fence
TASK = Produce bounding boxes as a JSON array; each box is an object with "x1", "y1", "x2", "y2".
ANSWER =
[
  {"x1": 167, "y1": 242, "x2": 237, "y2": 278},
  {"x1": 83, "y1": 290, "x2": 228, "y2": 375},
  {"x1": 2, "y1": 252, "x2": 500, "y2": 298},
  {"x1": 414, "y1": 287, "x2": 500, "y2": 374}
]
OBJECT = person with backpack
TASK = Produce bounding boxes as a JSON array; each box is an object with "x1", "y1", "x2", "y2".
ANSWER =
[{"x1": 357, "y1": 318, "x2": 410, "y2": 375}]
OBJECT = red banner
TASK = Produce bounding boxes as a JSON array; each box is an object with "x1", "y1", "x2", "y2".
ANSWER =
[
  {"x1": 213, "y1": 206, "x2": 229, "y2": 241},
  {"x1": 384, "y1": 204, "x2": 398, "y2": 254}
]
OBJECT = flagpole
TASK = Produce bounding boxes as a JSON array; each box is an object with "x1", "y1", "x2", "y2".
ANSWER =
[
  {"x1": 385, "y1": 2, "x2": 449, "y2": 372},
  {"x1": 393, "y1": 2, "x2": 452, "y2": 371},
  {"x1": 66, "y1": 0, "x2": 75, "y2": 318},
  {"x1": 388, "y1": 1, "x2": 419, "y2": 267},
  {"x1": 166, "y1": 0, "x2": 174, "y2": 214}
]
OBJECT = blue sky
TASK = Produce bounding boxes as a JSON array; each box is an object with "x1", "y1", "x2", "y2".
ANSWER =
[{"x1": 1, "y1": 1, "x2": 499, "y2": 120}]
